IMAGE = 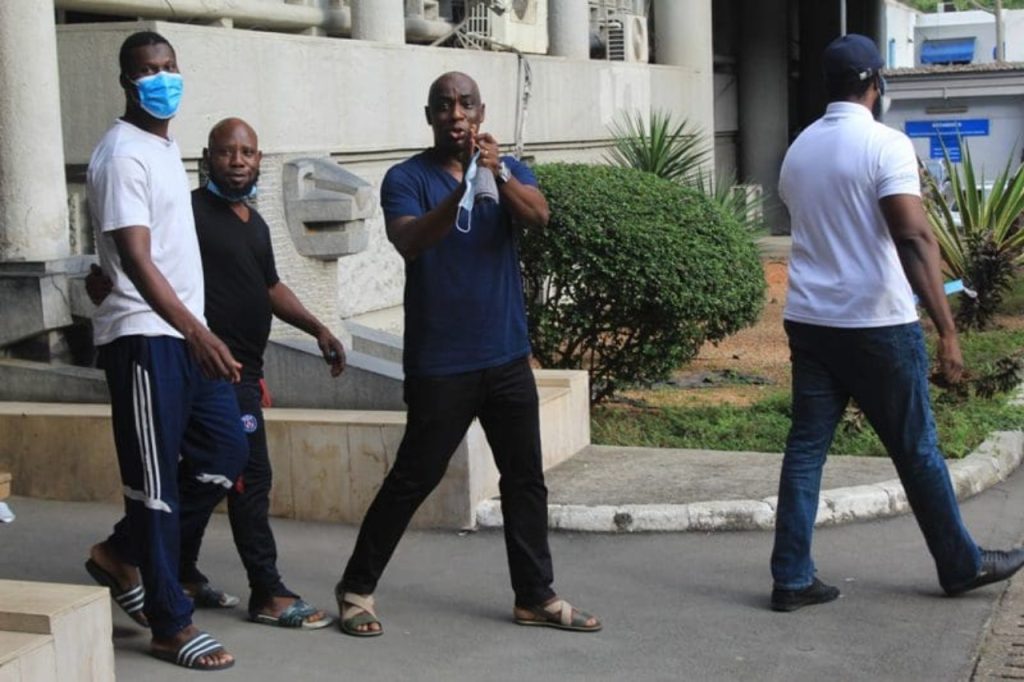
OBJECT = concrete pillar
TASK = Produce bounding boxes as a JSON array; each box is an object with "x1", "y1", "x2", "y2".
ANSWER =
[
  {"x1": 351, "y1": 0, "x2": 405, "y2": 44},
  {"x1": 652, "y1": 0, "x2": 714, "y2": 171},
  {"x1": 0, "y1": 0, "x2": 69, "y2": 262},
  {"x1": 739, "y1": 0, "x2": 790, "y2": 234},
  {"x1": 548, "y1": 0, "x2": 589, "y2": 59}
]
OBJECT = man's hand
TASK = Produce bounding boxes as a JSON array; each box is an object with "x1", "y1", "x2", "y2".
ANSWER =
[
  {"x1": 185, "y1": 327, "x2": 242, "y2": 383},
  {"x1": 474, "y1": 131, "x2": 500, "y2": 176},
  {"x1": 317, "y1": 329, "x2": 346, "y2": 377},
  {"x1": 85, "y1": 263, "x2": 113, "y2": 306},
  {"x1": 932, "y1": 333, "x2": 965, "y2": 388}
]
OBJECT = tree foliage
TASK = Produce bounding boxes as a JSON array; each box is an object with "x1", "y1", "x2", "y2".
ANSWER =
[
  {"x1": 523, "y1": 163, "x2": 766, "y2": 404},
  {"x1": 902, "y1": 0, "x2": 1024, "y2": 11}
]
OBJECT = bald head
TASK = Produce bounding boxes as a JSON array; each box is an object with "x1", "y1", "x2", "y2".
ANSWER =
[
  {"x1": 425, "y1": 72, "x2": 485, "y2": 157},
  {"x1": 428, "y1": 72, "x2": 479, "y2": 106},
  {"x1": 204, "y1": 117, "x2": 261, "y2": 202},
  {"x1": 208, "y1": 117, "x2": 257, "y2": 150}
]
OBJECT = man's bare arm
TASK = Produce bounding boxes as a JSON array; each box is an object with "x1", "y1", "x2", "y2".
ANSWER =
[
  {"x1": 879, "y1": 194, "x2": 963, "y2": 385},
  {"x1": 269, "y1": 281, "x2": 346, "y2": 376},
  {"x1": 386, "y1": 188, "x2": 464, "y2": 261},
  {"x1": 112, "y1": 226, "x2": 241, "y2": 382}
]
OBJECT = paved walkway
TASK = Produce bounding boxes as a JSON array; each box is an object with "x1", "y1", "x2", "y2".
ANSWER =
[{"x1": 4, "y1": 470, "x2": 1024, "y2": 681}]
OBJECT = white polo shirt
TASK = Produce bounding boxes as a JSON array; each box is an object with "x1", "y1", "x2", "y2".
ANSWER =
[
  {"x1": 780, "y1": 102, "x2": 922, "y2": 328},
  {"x1": 87, "y1": 119, "x2": 205, "y2": 345}
]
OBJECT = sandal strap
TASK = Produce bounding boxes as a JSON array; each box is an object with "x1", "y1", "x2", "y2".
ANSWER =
[
  {"x1": 114, "y1": 584, "x2": 145, "y2": 614},
  {"x1": 543, "y1": 599, "x2": 573, "y2": 627},
  {"x1": 274, "y1": 599, "x2": 319, "y2": 627},
  {"x1": 341, "y1": 592, "x2": 375, "y2": 619},
  {"x1": 177, "y1": 632, "x2": 225, "y2": 668}
]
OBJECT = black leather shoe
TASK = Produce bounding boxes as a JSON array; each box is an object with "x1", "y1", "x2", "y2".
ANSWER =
[
  {"x1": 770, "y1": 578, "x2": 840, "y2": 612},
  {"x1": 944, "y1": 548, "x2": 1024, "y2": 596}
]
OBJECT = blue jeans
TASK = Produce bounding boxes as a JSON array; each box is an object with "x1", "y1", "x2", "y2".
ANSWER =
[{"x1": 771, "y1": 321, "x2": 981, "y2": 592}]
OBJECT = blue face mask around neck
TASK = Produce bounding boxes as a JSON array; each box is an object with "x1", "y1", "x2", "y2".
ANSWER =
[
  {"x1": 134, "y1": 71, "x2": 183, "y2": 120},
  {"x1": 206, "y1": 178, "x2": 257, "y2": 203}
]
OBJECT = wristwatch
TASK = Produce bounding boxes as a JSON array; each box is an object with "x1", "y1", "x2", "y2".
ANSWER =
[{"x1": 496, "y1": 160, "x2": 512, "y2": 185}]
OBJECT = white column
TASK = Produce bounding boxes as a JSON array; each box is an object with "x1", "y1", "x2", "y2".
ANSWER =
[
  {"x1": 0, "y1": 0, "x2": 69, "y2": 262},
  {"x1": 351, "y1": 0, "x2": 405, "y2": 44},
  {"x1": 652, "y1": 0, "x2": 714, "y2": 168},
  {"x1": 548, "y1": 0, "x2": 589, "y2": 59}
]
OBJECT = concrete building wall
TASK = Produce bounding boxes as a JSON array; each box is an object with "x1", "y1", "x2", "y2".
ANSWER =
[
  {"x1": 885, "y1": 93, "x2": 1024, "y2": 180},
  {"x1": 915, "y1": 10, "x2": 996, "y2": 64},
  {"x1": 55, "y1": 21, "x2": 709, "y2": 323},
  {"x1": 884, "y1": 0, "x2": 917, "y2": 68}
]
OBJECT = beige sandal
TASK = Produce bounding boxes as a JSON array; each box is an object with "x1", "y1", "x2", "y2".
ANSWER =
[
  {"x1": 514, "y1": 598, "x2": 602, "y2": 632},
  {"x1": 338, "y1": 592, "x2": 383, "y2": 637}
]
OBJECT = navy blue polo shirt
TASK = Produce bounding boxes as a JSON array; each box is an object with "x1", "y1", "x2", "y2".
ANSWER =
[{"x1": 381, "y1": 151, "x2": 533, "y2": 377}]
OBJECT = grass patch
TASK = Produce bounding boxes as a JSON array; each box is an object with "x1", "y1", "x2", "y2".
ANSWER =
[{"x1": 593, "y1": 327, "x2": 1024, "y2": 458}]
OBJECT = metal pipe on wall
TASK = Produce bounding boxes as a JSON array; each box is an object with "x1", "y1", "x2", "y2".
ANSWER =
[{"x1": 55, "y1": 0, "x2": 352, "y2": 34}]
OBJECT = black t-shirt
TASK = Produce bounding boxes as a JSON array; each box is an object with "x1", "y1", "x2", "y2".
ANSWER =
[{"x1": 192, "y1": 188, "x2": 279, "y2": 374}]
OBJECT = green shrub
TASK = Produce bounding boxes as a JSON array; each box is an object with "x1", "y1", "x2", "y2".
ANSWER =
[{"x1": 523, "y1": 163, "x2": 766, "y2": 403}]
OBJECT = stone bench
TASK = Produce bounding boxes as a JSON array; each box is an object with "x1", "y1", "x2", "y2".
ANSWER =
[
  {"x1": 0, "y1": 368, "x2": 590, "y2": 528},
  {"x1": 0, "y1": 580, "x2": 114, "y2": 682}
]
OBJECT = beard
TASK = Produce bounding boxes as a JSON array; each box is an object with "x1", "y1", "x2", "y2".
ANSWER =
[{"x1": 208, "y1": 169, "x2": 259, "y2": 201}]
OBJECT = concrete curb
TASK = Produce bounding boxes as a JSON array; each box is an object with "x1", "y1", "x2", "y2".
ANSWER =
[{"x1": 476, "y1": 429, "x2": 1024, "y2": 533}]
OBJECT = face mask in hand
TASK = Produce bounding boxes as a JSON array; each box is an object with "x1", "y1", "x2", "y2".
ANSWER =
[
  {"x1": 455, "y1": 151, "x2": 499, "y2": 234},
  {"x1": 134, "y1": 71, "x2": 184, "y2": 120}
]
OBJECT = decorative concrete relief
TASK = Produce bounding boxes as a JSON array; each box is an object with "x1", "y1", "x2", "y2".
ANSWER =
[{"x1": 282, "y1": 157, "x2": 375, "y2": 260}]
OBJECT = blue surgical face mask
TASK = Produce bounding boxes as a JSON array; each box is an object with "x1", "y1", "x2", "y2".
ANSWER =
[
  {"x1": 206, "y1": 178, "x2": 257, "y2": 202},
  {"x1": 133, "y1": 71, "x2": 183, "y2": 120},
  {"x1": 455, "y1": 151, "x2": 499, "y2": 234}
]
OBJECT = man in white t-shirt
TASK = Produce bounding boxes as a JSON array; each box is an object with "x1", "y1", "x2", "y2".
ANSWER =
[
  {"x1": 82, "y1": 31, "x2": 247, "y2": 670},
  {"x1": 770, "y1": 34, "x2": 1024, "y2": 612}
]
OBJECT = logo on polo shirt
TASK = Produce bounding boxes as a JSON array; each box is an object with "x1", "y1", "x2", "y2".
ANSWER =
[{"x1": 240, "y1": 414, "x2": 258, "y2": 433}]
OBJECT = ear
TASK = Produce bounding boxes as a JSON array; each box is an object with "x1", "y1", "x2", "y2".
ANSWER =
[
  {"x1": 255, "y1": 150, "x2": 263, "y2": 167},
  {"x1": 424, "y1": 105, "x2": 432, "y2": 126},
  {"x1": 478, "y1": 102, "x2": 486, "y2": 125}
]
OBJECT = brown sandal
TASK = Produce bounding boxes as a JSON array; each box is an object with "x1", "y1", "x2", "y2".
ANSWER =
[{"x1": 514, "y1": 598, "x2": 602, "y2": 632}]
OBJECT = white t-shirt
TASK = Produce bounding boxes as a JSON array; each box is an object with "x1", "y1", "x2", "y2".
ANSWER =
[
  {"x1": 87, "y1": 119, "x2": 205, "y2": 345},
  {"x1": 780, "y1": 102, "x2": 922, "y2": 328}
]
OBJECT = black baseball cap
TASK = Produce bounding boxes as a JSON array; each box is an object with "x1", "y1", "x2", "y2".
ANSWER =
[{"x1": 822, "y1": 34, "x2": 884, "y2": 84}]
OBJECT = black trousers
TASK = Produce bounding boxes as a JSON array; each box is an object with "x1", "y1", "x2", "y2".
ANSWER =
[
  {"x1": 340, "y1": 356, "x2": 555, "y2": 607},
  {"x1": 179, "y1": 376, "x2": 296, "y2": 611}
]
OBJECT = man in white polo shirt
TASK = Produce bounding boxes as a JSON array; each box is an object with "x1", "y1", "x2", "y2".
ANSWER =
[
  {"x1": 769, "y1": 34, "x2": 1024, "y2": 612},
  {"x1": 83, "y1": 31, "x2": 247, "y2": 670}
]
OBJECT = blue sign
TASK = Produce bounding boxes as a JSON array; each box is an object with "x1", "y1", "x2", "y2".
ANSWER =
[
  {"x1": 905, "y1": 119, "x2": 990, "y2": 138},
  {"x1": 930, "y1": 135, "x2": 961, "y2": 161},
  {"x1": 905, "y1": 119, "x2": 989, "y2": 160}
]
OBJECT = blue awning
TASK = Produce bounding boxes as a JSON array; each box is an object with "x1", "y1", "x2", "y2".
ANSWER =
[{"x1": 920, "y1": 37, "x2": 976, "y2": 65}]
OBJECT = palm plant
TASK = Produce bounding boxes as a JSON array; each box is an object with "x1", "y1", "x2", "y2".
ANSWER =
[
  {"x1": 693, "y1": 170, "x2": 766, "y2": 235},
  {"x1": 605, "y1": 110, "x2": 710, "y2": 185},
  {"x1": 923, "y1": 141, "x2": 1024, "y2": 330}
]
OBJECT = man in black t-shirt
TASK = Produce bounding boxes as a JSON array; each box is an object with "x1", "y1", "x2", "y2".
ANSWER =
[{"x1": 90, "y1": 118, "x2": 345, "y2": 630}]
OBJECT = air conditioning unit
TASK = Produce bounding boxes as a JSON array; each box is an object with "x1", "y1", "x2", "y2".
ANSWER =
[
  {"x1": 459, "y1": 0, "x2": 549, "y2": 54},
  {"x1": 599, "y1": 12, "x2": 649, "y2": 62}
]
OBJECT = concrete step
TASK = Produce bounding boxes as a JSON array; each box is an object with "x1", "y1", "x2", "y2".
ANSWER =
[
  {"x1": 0, "y1": 366, "x2": 591, "y2": 529},
  {"x1": 0, "y1": 631, "x2": 57, "y2": 681},
  {"x1": 0, "y1": 580, "x2": 114, "y2": 682},
  {"x1": 346, "y1": 320, "x2": 403, "y2": 365}
]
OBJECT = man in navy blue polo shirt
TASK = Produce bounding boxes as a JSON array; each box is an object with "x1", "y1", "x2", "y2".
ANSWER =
[{"x1": 335, "y1": 72, "x2": 600, "y2": 637}]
